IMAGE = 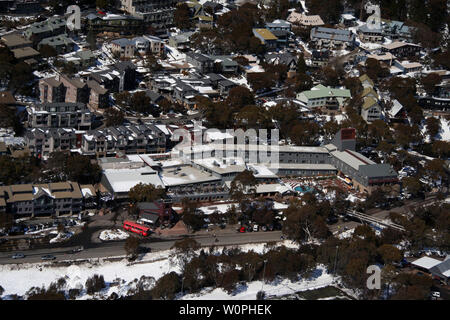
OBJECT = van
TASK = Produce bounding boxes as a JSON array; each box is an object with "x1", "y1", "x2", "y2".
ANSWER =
[{"x1": 253, "y1": 224, "x2": 259, "y2": 232}]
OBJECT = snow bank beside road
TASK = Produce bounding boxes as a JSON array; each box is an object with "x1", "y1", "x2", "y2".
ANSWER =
[{"x1": 99, "y1": 229, "x2": 130, "y2": 241}]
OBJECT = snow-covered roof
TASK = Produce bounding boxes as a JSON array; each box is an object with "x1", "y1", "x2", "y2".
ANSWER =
[{"x1": 411, "y1": 256, "x2": 442, "y2": 270}]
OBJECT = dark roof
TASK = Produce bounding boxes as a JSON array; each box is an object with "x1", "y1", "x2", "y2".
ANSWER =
[
  {"x1": 145, "y1": 90, "x2": 163, "y2": 103},
  {"x1": 115, "y1": 60, "x2": 136, "y2": 71},
  {"x1": 271, "y1": 29, "x2": 289, "y2": 37},
  {"x1": 137, "y1": 202, "x2": 160, "y2": 211},
  {"x1": 0, "y1": 91, "x2": 17, "y2": 105},
  {"x1": 429, "y1": 258, "x2": 450, "y2": 278},
  {"x1": 218, "y1": 79, "x2": 236, "y2": 87},
  {"x1": 206, "y1": 73, "x2": 225, "y2": 82},
  {"x1": 186, "y1": 52, "x2": 213, "y2": 63},
  {"x1": 141, "y1": 212, "x2": 159, "y2": 223},
  {"x1": 312, "y1": 50, "x2": 330, "y2": 59},
  {"x1": 359, "y1": 163, "x2": 398, "y2": 178}
]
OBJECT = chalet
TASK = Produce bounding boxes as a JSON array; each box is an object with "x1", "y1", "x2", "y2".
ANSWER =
[
  {"x1": 357, "y1": 24, "x2": 383, "y2": 43},
  {"x1": 186, "y1": 52, "x2": 214, "y2": 74},
  {"x1": 253, "y1": 28, "x2": 278, "y2": 50},
  {"x1": 297, "y1": 84, "x2": 351, "y2": 109},
  {"x1": 361, "y1": 97, "x2": 382, "y2": 122},
  {"x1": 111, "y1": 38, "x2": 135, "y2": 58},
  {"x1": 137, "y1": 201, "x2": 174, "y2": 226},
  {"x1": 266, "y1": 19, "x2": 291, "y2": 32},
  {"x1": 38, "y1": 34, "x2": 75, "y2": 55},
  {"x1": 1, "y1": 33, "x2": 32, "y2": 50},
  {"x1": 359, "y1": 74, "x2": 375, "y2": 88},
  {"x1": 310, "y1": 49, "x2": 330, "y2": 67},
  {"x1": 340, "y1": 14, "x2": 357, "y2": 27},
  {"x1": 388, "y1": 99, "x2": 407, "y2": 123},
  {"x1": 24, "y1": 16, "x2": 66, "y2": 46},
  {"x1": 393, "y1": 60, "x2": 423, "y2": 74},
  {"x1": 382, "y1": 20, "x2": 414, "y2": 41},
  {"x1": 287, "y1": 12, "x2": 324, "y2": 27},
  {"x1": 310, "y1": 27, "x2": 355, "y2": 50},
  {"x1": 381, "y1": 41, "x2": 421, "y2": 58}
]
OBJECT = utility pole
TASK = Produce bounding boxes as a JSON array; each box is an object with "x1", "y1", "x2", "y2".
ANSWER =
[
  {"x1": 333, "y1": 245, "x2": 339, "y2": 274},
  {"x1": 261, "y1": 259, "x2": 268, "y2": 291},
  {"x1": 180, "y1": 275, "x2": 184, "y2": 296}
]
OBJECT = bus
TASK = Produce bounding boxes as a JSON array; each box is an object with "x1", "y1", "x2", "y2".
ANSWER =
[{"x1": 123, "y1": 221, "x2": 150, "y2": 236}]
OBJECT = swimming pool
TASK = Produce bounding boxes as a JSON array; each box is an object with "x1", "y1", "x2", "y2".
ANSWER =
[{"x1": 294, "y1": 186, "x2": 315, "y2": 193}]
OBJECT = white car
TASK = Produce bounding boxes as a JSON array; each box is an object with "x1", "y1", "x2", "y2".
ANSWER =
[
  {"x1": 431, "y1": 291, "x2": 440, "y2": 299},
  {"x1": 12, "y1": 253, "x2": 25, "y2": 259}
]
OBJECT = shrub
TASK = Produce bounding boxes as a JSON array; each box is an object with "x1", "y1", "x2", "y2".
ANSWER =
[{"x1": 85, "y1": 274, "x2": 106, "y2": 295}]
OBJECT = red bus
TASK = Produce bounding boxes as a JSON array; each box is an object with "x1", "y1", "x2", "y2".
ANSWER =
[{"x1": 123, "y1": 221, "x2": 150, "y2": 236}]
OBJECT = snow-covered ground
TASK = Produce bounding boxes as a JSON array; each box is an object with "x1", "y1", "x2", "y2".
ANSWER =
[
  {"x1": 99, "y1": 229, "x2": 130, "y2": 241},
  {"x1": 180, "y1": 265, "x2": 336, "y2": 300},
  {"x1": 0, "y1": 241, "x2": 309, "y2": 299},
  {"x1": 49, "y1": 231, "x2": 74, "y2": 244}
]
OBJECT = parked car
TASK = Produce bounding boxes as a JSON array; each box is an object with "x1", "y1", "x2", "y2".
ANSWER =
[
  {"x1": 41, "y1": 255, "x2": 56, "y2": 261},
  {"x1": 253, "y1": 224, "x2": 259, "y2": 232},
  {"x1": 431, "y1": 291, "x2": 440, "y2": 299},
  {"x1": 12, "y1": 253, "x2": 25, "y2": 259},
  {"x1": 238, "y1": 226, "x2": 246, "y2": 233}
]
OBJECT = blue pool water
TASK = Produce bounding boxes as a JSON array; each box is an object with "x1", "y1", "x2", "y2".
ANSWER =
[{"x1": 295, "y1": 186, "x2": 315, "y2": 193}]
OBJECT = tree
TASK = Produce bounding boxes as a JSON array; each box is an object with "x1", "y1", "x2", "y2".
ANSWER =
[
  {"x1": 423, "y1": 159, "x2": 447, "y2": 181},
  {"x1": 181, "y1": 198, "x2": 204, "y2": 232},
  {"x1": 229, "y1": 170, "x2": 257, "y2": 201},
  {"x1": 425, "y1": 117, "x2": 441, "y2": 140},
  {"x1": 124, "y1": 236, "x2": 140, "y2": 258},
  {"x1": 114, "y1": 91, "x2": 131, "y2": 108},
  {"x1": 144, "y1": 54, "x2": 163, "y2": 73},
  {"x1": 85, "y1": 274, "x2": 106, "y2": 295},
  {"x1": 38, "y1": 44, "x2": 57, "y2": 58},
  {"x1": 365, "y1": 58, "x2": 389, "y2": 81},
  {"x1": 377, "y1": 244, "x2": 402, "y2": 265},
  {"x1": 182, "y1": 212, "x2": 205, "y2": 232},
  {"x1": 86, "y1": 28, "x2": 97, "y2": 51},
  {"x1": 392, "y1": 273, "x2": 432, "y2": 300},
  {"x1": 130, "y1": 91, "x2": 151, "y2": 114},
  {"x1": 170, "y1": 238, "x2": 200, "y2": 275},
  {"x1": 96, "y1": 0, "x2": 109, "y2": 9},
  {"x1": 289, "y1": 121, "x2": 320, "y2": 145},
  {"x1": 321, "y1": 66, "x2": 340, "y2": 87},
  {"x1": 420, "y1": 73, "x2": 441, "y2": 95},
  {"x1": 0, "y1": 104, "x2": 22, "y2": 134},
  {"x1": 247, "y1": 72, "x2": 275, "y2": 92},
  {"x1": 402, "y1": 177, "x2": 423, "y2": 196},
  {"x1": 128, "y1": 183, "x2": 167, "y2": 203},
  {"x1": 66, "y1": 154, "x2": 101, "y2": 184},
  {"x1": 431, "y1": 140, "x2": 450, "y2": 158},
  {"x1": 104, "y1": 107, "x2": 124, "y2": 127},
  {"x1": 282, "y1": 202, "x2": 329, "y2": 243},
  {"x1": 173, "y1": 3, "x2": 192, "y2": 30},
  {"x1": 151, "y1": 272, "x2": 181, "y2": 300}
]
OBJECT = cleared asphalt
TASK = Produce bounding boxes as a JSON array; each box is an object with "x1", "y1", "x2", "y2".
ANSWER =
[{"x1": 0, "y1": 230, "x2": 283, "y2": 265}]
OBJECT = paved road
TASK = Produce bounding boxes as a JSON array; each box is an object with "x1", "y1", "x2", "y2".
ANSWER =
[
  {"x1": 0, "y1": 230, "x2": 283, "y2": 265},
  {"x1": 0, "y1": 195, "x2": 442, "y2": 265}
]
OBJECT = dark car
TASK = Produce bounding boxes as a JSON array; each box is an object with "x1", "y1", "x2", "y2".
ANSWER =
[{"x1": 41, "y1": 255, "x2": 56, "y2": 261}]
